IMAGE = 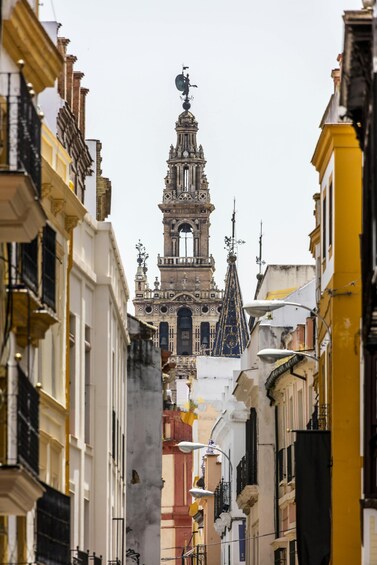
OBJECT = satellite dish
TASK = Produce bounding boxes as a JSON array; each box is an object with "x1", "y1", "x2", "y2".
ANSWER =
[{"x1": 175, "y1": 74, "x2": 186, "y2": 92}]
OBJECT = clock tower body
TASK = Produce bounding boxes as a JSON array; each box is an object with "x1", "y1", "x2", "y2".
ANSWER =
[{"x1": 133, "y1": 110, "x2": 222, "y2": 381}]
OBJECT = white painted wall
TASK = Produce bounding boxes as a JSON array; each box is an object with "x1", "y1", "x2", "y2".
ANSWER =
[
  {"x1": 236, "y1": 267, "x2": 316, "y2": 565},
  {"x1": 70, "y1": 211, "x2": 129, "y2": 562}
]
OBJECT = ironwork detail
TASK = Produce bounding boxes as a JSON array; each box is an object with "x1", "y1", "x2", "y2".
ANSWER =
[
  {"x1": 17, "y1": 366, "x2": 39, "y2": 474},
  {"x1": 36, "y1": 482, "x2": 70, "y2": 565},
  {"x1": 42, "y1": 224, "x2": 56, "y2": 310},
  {"x1": 21, "y1": 236, "x2": 38, "y2": 294},
  {"x1": 236, "y1": 454, "x2": 257, "y2": 496},
  {"x1": 0, "y1": 72, "x2": 41, "y2": 195},
  {"x1": 287, "y1": 444, "x2": 294, "y2": 483},
  {"x1": 214, "y1": 479, "x2": 231, "y2": 521}
]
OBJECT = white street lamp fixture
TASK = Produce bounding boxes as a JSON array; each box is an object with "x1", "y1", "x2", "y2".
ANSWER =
[
  {"x1": 257, "y1": 348, "x2": 318, "y2": 364},
  {"x1": 177, "y1": 441, "x2": 233, "y2": 475},
  {"x1": 189, "y1": 488, "x2": 214, "y2": 498},
  {"x1": 244, "y1": 300, "x2": 331, "y2": 343},
  {"x1": 176, "y1": 441, "x2": 209, "y2": 453}
]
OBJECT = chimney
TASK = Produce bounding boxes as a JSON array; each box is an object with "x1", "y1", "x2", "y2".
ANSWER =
[
  {"x1": 79, "y1": 87, "x2": 89, "y2": 137},
  {"x1": 73, "y1": 71, "x2": 84, "y2": 125},
  {"x1": 57, "y1": 37, "x2": 70, "y2": 99},
  {"x1": 331, "y1": 68, "x2": 341, "y2": 93},
  {"x1": 65, "y1": 55, "x2": 77, "y2": 108}
]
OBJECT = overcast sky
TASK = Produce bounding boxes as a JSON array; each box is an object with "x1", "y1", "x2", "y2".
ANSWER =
[{"x1": 40, "y1": 0, "x2": 362, "y2": 309}]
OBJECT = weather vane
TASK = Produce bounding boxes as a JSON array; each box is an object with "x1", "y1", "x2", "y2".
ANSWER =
[
  {"x1": 175, "y1": 66, "x2": 197, "y2": 110},
  {"x1": 256, "y1": 220, "x2": 266, "y2": 278},
  {"x1": 224, "y1": 199, "x2": 245, "y2": 261},
  {"x1": 136, "y1": 239, "x2": 149, "y2": 273}
]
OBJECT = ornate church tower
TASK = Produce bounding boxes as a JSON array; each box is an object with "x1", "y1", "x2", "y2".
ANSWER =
[{"x1": 133, "y1": 71, "x2": 222, "y2": 383}]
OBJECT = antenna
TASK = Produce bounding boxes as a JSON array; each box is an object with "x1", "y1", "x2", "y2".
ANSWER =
[{"x1": 256, "y1": 220, "x2": 265, "y2": 278}]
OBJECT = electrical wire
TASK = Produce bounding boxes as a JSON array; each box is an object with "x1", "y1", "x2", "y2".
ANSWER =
[{"x1": 161, "y1": 525, "x2": 296, "y2": 552}]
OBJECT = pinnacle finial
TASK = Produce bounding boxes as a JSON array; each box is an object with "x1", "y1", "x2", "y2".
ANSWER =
[
  {"x1": 256, "y1": 220, "x2": 266, "y2": 278},
  {"x1": 175, "y1": 66, "x2": 198, "y2": 111},
  {"x1": 224, "y1": 199, "x2": 245, "y2": 261},
  {"x1": 136, "y1": 239, "x2": 149, "y2": 272}
]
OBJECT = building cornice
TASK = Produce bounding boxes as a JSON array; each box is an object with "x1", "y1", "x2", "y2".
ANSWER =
[
  {"x1": 308, "y1": 225, "x2": 320, "y2": 258},
  {"x1": 311, "y1": 124, "x2": 359, "y2": 181},
  {"x1": 3, "y1": 0, "x2": 63, "y2": 93}
]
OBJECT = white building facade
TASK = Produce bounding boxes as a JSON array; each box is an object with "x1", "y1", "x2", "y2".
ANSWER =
[{"x1": 69, "y1": 142, "x2": 129, "y2": 563}]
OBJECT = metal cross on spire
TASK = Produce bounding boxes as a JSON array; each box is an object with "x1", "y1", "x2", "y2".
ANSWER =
[
  {"x1": 256, "y1": 220, "x2": 266, "y2": 278},
  {"x1": 224, "y1": 199, "x2": 245, "y2": 261}
]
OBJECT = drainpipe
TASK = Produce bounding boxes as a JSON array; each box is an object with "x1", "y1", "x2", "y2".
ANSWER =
[
  {"x1": 274, "y1": 406, "x2": 280, "y2": 539},
  {"x1": 7, "y1": 332, "x2": 17, "y2": 464}
]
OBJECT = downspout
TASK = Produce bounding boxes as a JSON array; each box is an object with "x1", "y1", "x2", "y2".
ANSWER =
[
  {"x1": 65, "y1": 231, "x2": 73, "y2": 494},
  {"x1": 274, "y1": 405, "x2": 280, "y2": 539}
]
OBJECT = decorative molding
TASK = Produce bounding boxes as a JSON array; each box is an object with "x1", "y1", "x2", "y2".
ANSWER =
[
  {"x1": 51, "y1": 198, "x2": 65, "y2": 216},
  {"x1": 65, "y1": 215, "x2": 79, "y2": 233}
]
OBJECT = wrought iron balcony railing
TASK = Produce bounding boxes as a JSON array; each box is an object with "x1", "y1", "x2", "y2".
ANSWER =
[
  {"x1": 214, "y1": 479, "x2": 231, "y2": 521},
  {"x1": 0, "y1": 365, "x2": 39, "y2": 475},
  {"x1": 287, "y1": 444, "x2": 294, "y2": 483},
  {"x1": 71, "y1": 548, "x2": 102, "y2": 565},
  {"x1": 236, "y1": 454, "x2": 257, "y2": 496},
  {"x1": 36, "y1": 482, "x2": 70, "y2": 565},
  {"x1": 0, "y1": 72, "x2": 41, "y2": 195},
  {"x1": 306, "y1": 403, "x2": 330, "y2": 431}
]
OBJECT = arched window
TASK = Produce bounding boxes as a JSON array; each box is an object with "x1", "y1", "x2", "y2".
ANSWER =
[
  {"x1": 200, "y1": 322, "x2": 210, "y2": 354},
  {"x1": 179, "y1": 223, "x2": 193, "y2": 258},
  {"x1": 177, "y1": 307, "x2": 192, "y2": 355},
  {"x1": 159, "y1": 322, "x2": 169, "y2": 351}
]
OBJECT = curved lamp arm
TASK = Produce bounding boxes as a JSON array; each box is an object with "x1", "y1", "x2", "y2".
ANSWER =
[
  {"x1": 244, "y1": 300, "x2": 331, "y2": 346},
  {"x1": 177, "y1": 441, "x2": 233, "y2": 480}
]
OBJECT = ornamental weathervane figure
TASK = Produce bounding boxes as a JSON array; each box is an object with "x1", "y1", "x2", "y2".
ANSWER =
[{"x1": 175, "y1": 66, "x2": 197, "y2": 110}]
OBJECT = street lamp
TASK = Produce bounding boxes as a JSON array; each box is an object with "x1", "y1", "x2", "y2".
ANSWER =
[
  {"x1": 189, "y1": 488, "x2": 214, "y2": 498},
  {"x1": 244, "y1": 300, "x2": 331, "y2": 343},
  {"x1": 257, "y1": 348, "x2": 318, "y2": 363},
  {"x1": 176, "y1": 441, "x2": 233, "y2": 476}
]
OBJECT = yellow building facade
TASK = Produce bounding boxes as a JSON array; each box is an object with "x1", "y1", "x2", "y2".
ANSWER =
[{"x1": 311, "y1": 70, "x2": 362, "y2": 564}]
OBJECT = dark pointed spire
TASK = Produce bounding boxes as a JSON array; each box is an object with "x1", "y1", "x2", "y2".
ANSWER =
[{"x1": 212, "y1": 205, "x2": 249, "y2": 357}]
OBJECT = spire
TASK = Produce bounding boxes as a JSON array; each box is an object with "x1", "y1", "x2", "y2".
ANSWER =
[{"x1": 212, "y1": 206, "x2": 249, "y2": 357}]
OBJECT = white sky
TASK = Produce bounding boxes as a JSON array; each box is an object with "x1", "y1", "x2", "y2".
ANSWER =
[{"x1": 40, "y1": 0, "x2": 362, "y2": 309}]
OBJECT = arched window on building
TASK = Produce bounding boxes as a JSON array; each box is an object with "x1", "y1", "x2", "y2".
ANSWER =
[
  {"x1": 159, "y1": 322, "x2": 169, "y2": 351},
  {"x1": 200, "y1": 322, "x2": 210, "y2": 354},
  {"x1": 178, "y1": 223, "x2": 193, "y2": 258},
  {"x1": 177, "y1": 307, "x2": 192, "y2": 355}
]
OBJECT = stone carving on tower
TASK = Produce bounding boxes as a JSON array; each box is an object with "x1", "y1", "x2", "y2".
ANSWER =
[{"x1": 133, "y1": 70, "x2": 223, "y2": 389}]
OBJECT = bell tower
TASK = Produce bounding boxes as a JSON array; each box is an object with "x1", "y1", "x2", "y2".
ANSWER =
[
  {"x1": 133, "y1": 70, "x2": 222, "y2": 380},
  {"x1": 159, "y1": 109, "x2": 215, "y2": 292}
]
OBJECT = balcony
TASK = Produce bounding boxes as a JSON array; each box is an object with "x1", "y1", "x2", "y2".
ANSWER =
[
  {"x1": 306, "y1": 404, "x2": 330, "y2": 431},
  {"x1": 214, "y1": 479, "x2": 231, "y2": 521},
  {"x1": 236, "y1": 455, "x2": 258, "y2": 513},
  {"x1": 0, "y1": 72, "x2": 46, "y2": 242},
  {"x1": 36, "y1": 482, "x2": 70, "y2": 565},
  {"x1": 158, "y1": 255, "x2": 215, "y2": 268},
  {"x1": 10, "y1": 228, "x2": 58, "y2": 347},
  {"x1": 72, "y1": 548, "x2": 102, "y2": 565},
  {"x1": 0, "y1": 365, "x2": 45, "y2": 514}
]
